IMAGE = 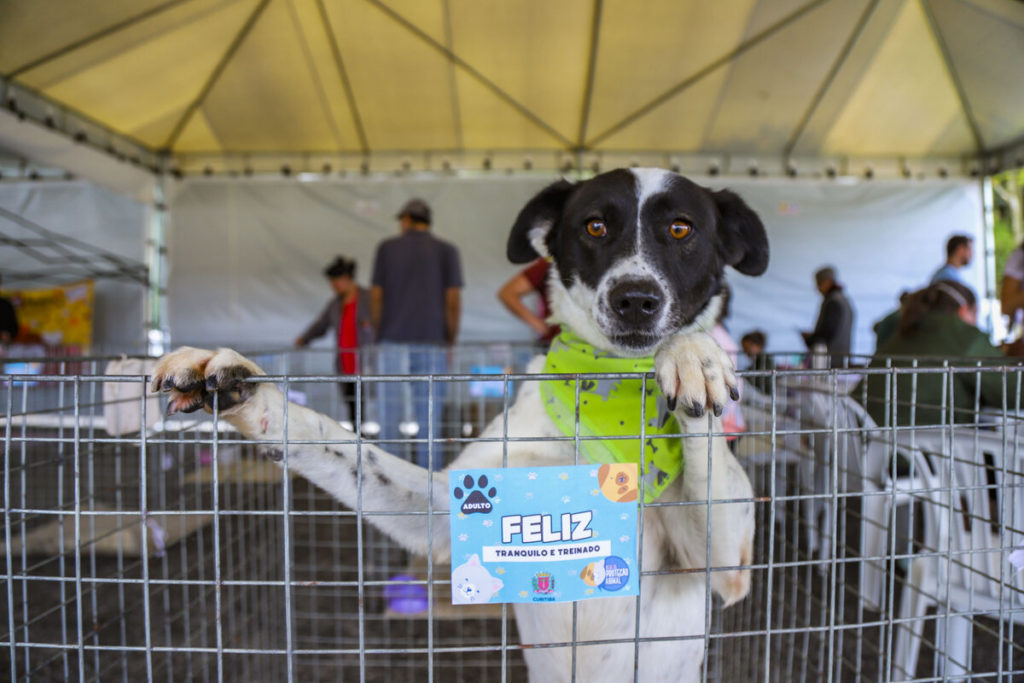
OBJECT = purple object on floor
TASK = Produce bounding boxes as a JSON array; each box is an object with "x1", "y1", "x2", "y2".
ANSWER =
[{"x1": 384, "y1": 574, "x2": 429, "y2": 613}]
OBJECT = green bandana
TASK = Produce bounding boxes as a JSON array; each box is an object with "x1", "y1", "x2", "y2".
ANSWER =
[{"x1": 540, "y1": 332, "x2": 683, "y2": 503}]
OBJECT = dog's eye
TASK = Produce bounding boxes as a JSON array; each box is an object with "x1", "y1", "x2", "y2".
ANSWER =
[
  {"x1": 669, "y1": 220, "x2": 692, "y2": 240},
  {"x1": 585, "y1": 219, "x2": 607, "y2": 238}
]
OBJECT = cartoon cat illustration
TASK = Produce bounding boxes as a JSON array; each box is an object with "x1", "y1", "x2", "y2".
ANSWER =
[{"x1": 452, "y1": 554, "x2": 504, "y2": 604}]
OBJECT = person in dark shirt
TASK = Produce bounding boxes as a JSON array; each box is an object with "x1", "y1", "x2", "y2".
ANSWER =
[
  {"x1": 856, "y1": 281, "x2": 1021, "y2": 427},
  {"x1": 802, "y1": 266, "x2": 854, "y2": 368},
  {"x1": 741, "y1": 330, "x2": 775, "y2": 396},
  {"x1": 370, "y1": 199, "x2": 463, "y2": 470},
  {"x1": 0, "y1": 274, "x2": 18, "y2": 344}
]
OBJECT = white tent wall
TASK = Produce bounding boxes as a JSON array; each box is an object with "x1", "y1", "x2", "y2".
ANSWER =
[
  {"x1": 166, "y1": 176, "x2": 548, "y2": 348},
  {"x1": 723, "y1": 177, "x2": 985, "y2": 357},
  {"x1": 166, "y1": 175, "x2": 984, "y2": 358},
  {"x1": 0, "y1": 181, "x2": 148, "y2": 350}
]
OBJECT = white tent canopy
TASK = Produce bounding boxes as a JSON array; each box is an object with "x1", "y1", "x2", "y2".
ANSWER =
[
  {"x1": 1, "y1": 0, "x2": 1022, "y2": 178},
  {"x1": 0, "y1": 1, "x2": 1014, "y2": 355}
]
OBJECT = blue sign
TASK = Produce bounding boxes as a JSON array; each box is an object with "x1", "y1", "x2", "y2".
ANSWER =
[{"x1": 449, "y1": 464, "x2": 639, "y2": 604}]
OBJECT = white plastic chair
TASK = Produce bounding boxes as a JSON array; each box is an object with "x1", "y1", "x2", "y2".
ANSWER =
[
  {"x1": 792, "y1": 391, "x2": 927, "y2": 612},
  {"x1": 893, "y1": 427, "x2": 1024, "y2": 680}
]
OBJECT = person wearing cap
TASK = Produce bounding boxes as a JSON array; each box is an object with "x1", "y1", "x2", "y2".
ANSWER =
[
  {"x1": 295, "y1": 256, "x2": 374, "y2": 422},
  {"x1": 370, "y1": 198, "x2": 463, "y2": 470},
  {"x1": 801, "y1": 265, "x2": 854, "y2": 368}
]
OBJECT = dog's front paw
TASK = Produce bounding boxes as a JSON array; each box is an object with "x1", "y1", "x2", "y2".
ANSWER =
[
  {"x1": 653, "y1": 332, "x2": 737, "y2": 418},
  {"x1": 151, "y1": 347, "x2": 265, "y2": 415}
]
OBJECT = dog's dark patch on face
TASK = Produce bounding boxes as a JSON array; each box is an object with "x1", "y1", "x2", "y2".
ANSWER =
[{"x1": 506, "y1": 168, "x2": 768, "y2": 351}]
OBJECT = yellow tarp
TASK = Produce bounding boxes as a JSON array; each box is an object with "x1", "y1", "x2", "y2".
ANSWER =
[{"x1": 0, "y1": 0, "x2": 1021, "y2": 163}]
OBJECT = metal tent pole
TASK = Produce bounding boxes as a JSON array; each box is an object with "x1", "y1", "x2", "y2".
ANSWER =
[{"x1": 145, "y1": 176, "x2": 169, "y2": 355}]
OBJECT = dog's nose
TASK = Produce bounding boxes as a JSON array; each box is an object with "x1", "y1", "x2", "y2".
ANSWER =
[{"x1": 610, "y1": 281, "x2": 663, "y2": 325}]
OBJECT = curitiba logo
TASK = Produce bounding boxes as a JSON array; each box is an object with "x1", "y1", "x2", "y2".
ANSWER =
[{"x1": 532, "y1": 571, "x2": 555, "y2": 594}]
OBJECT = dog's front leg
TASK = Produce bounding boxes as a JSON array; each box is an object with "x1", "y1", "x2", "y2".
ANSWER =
[
  {"x1": 152, "y1": 347, "x2": 452, "y2": 560},
  {"x1": 653, "y1": 332, "x2": 754, "y2": 606}
]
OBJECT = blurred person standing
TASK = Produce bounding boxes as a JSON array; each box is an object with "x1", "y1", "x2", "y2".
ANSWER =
[
  {"x1": 801, "y1": 266, "x2": 854, "y2": 368},
  {"x1": 740, "y1": 330, "x2": 774, "y2": 396},
  {"x1": 295, "y1": 256, "x2": 373, "y2": 424},
  {"x1": 0, "y1": 274, "x2": 17, "y2": 345},
  {"x1": 930, "y1": 234, "x2": 975, "y2": 294},
  {"x1": 497, "y1": 257, "x2": 559, "y2": 346},
  {"x1": 1001, "y1": 240, "x2": 1024, "y2": 340},
  {"x1": 371, "y1": 198, "x2": 463, "y2": 470},
  {"x1": 709, "y1": 287, "x2": 744, "y2": 445}
]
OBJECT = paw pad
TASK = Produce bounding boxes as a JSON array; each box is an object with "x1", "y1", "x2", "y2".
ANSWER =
[{"x1": 453, "y1": 475, "x2": 497, "y2": 515}]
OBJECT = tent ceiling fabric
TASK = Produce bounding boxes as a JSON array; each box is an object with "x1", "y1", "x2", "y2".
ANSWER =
[{"x1": 1, "y1": 0, "x2": 1022, "y2": 165}]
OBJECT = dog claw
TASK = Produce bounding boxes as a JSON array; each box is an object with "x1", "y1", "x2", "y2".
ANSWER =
[
  {"x1": 666, "y1": 396, "x2": 677, "y2": 412},
  {"x1": 713, "y1": 403, "x2": 723, "y2": 418},
  {"x1": 686, "y1": 401, "x2": 704, "y2": 418},
  {"x1": 729, "y1": 386, "x2": 739, "y2": 401},
  {"x1": 262, "y1": 447, "x2": 284, "y2": 462}
]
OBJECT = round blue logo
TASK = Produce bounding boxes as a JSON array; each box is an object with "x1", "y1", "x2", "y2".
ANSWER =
[{"x1": 599, "y1": 556, "x2": 630, "y2": 591}]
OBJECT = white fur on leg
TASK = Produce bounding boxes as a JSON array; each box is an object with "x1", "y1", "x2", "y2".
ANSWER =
[{"x1": 654, "y1": 331, "x2": 737, "y2": 416}]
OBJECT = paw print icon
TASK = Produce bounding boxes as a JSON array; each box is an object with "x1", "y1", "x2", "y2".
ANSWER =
[{"x1": 453, "y1": 474, "x2": 497, "y2": 515}]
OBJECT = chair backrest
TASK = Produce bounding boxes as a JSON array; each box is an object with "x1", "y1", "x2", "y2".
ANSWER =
[
  {"x1": 799, "y1": 391, "x2": 895, "y2": 491},
  {"x1": 908, "y1": 426, "x2": 1024, "y2": 607}
]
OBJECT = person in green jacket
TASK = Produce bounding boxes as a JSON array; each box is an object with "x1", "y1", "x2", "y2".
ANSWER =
[{"x1": 856, "y1": 281, "x2": 1024, "y2": 427}]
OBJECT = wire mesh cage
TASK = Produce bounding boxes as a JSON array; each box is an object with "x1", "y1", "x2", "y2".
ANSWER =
[{"x1": 3, "y1": 348, "x2": 1024, "y2": 681}]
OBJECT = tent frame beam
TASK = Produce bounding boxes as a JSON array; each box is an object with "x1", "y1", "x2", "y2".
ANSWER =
[
  {"x1": 584, "y1": 0, "x2": 828, "y2": 149},
  {"x1": 4, "y1": 0, "x2": 194, "y2": 80},
  {"x1": 315, "y1": 0, "x2": 368, "y2": 154},
  {"x1": 784, "y1": 0, "x2": 880, "y2": 159},
  {"x1": 575, "y1": 0, "x2": 604, "y2": 152},
  {"x1": 365, "y1": 0, "x2": 574, "y2": 149},
  {"x1": 919, "y1": 0, "x2": 985, "y2": 154},
  {"x1": 164, "y1": 0, "x2": 272, "y2": 150}
]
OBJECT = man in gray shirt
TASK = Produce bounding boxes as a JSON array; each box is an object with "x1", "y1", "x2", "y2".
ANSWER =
[{"x1": 370, "y1": 198, "x2": 463, "y2": 469}]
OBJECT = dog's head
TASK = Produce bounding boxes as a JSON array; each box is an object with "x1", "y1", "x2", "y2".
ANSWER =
[{"x1": 507, "y1": 168, "x2": 768, "y2": 356}]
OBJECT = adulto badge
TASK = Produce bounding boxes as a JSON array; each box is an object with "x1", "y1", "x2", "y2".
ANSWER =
[{"x1": 448, "y1": 464, "x2": 639, "y2": 604}]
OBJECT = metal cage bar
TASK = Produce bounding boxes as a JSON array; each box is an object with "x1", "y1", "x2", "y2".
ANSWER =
[{"x1": 2, "y1": 348, "x2": 1024, "y2": 681}]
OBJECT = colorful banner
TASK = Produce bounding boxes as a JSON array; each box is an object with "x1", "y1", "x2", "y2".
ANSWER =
[
  {"x1": 3, "y1": 281, "x2": 94, "y2": 347},
  {"x1": 449, "y1": 464, "x2": 639, "y2": 605}
]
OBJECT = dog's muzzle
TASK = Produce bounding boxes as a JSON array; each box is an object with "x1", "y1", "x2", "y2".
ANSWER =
[{"x1": 608, "y1": 280, "x2": 664, "y2": 328}]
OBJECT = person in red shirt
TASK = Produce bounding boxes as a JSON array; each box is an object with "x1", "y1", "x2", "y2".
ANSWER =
[
  {"x1": 295, "y1": 256, "x2": 374, "y2": 422},
  {"x1": 497, "y1": 257, "x2": 560, "y2": 346}
]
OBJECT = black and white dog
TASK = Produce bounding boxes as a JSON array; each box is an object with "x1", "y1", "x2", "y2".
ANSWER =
[{"x1": 152, "y1": 168, "x2": 769, "y2": 682}]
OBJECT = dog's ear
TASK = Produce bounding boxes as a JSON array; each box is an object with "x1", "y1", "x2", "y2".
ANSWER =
[
  {"x1": 712, "y1": 188, "x2": 769, "y2": 276},
  {"x1": 507, "y1": 179, "x2": 576, "y2": 263}
]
